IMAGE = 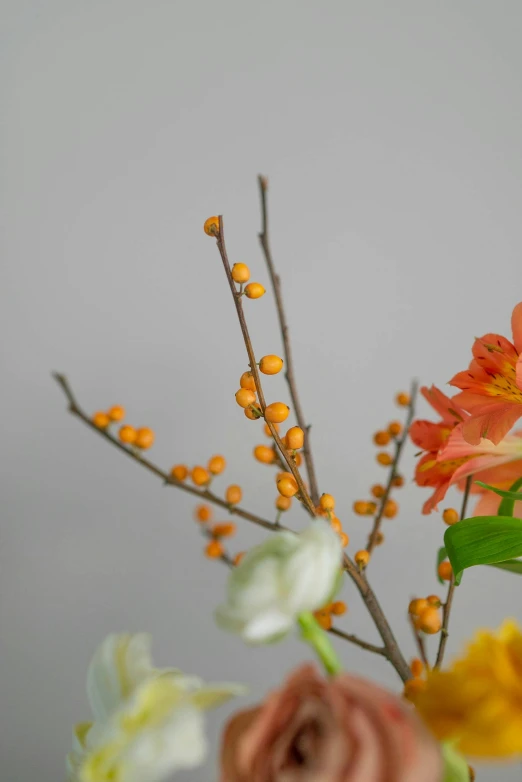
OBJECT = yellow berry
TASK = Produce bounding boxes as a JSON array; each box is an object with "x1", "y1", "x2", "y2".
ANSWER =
[
  {"x1": 355, "y1": 549, "x2": 370, "y2": 567},
  {"x1": 259, "y1": 354, "x2": 284, "y2": 375},
  {"x1": 92, "y1": 411, "x2": 110, "y2": 429},
  {"x1": 240, "y1": 371, "x2": 256, "y2": 391},
  {"x1": 331, "y1": 600, "x2": 347, "y2": 616},
  {"x1": 339, "y1": 532, "x2": 350, "y2": 547},
  {"x1": 383, "y1": 499, "x2": 398, "y2": 519},
  {"x1": 396, "y1": 391, "x2": 411, "y2": 407},
  {"x1": 408, "y1": 598, "x2": 429, "y2": 617},
  {"x1": 373, "y1": 430, "x2": 391, "y2": 446},
  {"x1": 170, "y1": 464, "x2": 189, "y2": 482},
  {"x1": 212, "y1": 522, "x2": 236, "y2": 538},
  {"x1": 442, "y1": 508, "x2": 459, "y2": 526},
  {"x1": 377, "y1": 452, "x2": 393, "y2": 466},
  {"x1": 265, "y1": 402, "x2": 290, "y2": 423},
  {"x1": 244, "y1": 282, "x2": 265, "y2": 299},
  {"x1": 244, "y1": 404, "x2": 262, "y2": 420},
  {"x1": 205, "y1": 540, "x2": 224, "y2": 558},
  {"x1": 320, "y1": 493, "x2": 335, "y2": 511},
  {"x1": 410, "y1": 657, "x2": 424, "y2": 678},
  {"x1": 108, "y1": 405, "x2": 125, "y2": 422},
  {"x1": 415, "y1": 606, "x2": 442, "y2": 634},
  {"x1": 195, "y1": 504, "x2": 213, "y2": 523},
  {"x1": 330, "y1": 516, "x2": 342, "y2": 533},
  {"x1": 135, "y1": 427, "x2": 155, "y2": 450},
  {"x1": 285, "y1": 426, "x2": 304, "y2": 450},
  {"x1": 208, "y1": 454, "x2": 226, "y2": 475},
  {"x1": 427, "y1": 594, "x2": 442, "y2": 607},
  {"x1": 192, "y1": 466, "x2": 210, "y2": 486},
  {"x1": 438, "y1": 561, "x2": 453, "y2": 581},
  {"x1": 254, "y1": 444, "x2": 276, "y2": 464},
  {"x1": 371, "y1": 484, "x2": 386, "y2": 499},
  {"x1": 118, "y1": 424, "x2": 137, "y2": 444},
  {"x1": 353, "y1": 500, "x2": 372, "y2": 516},
  {"x1": 264, "y1": 422, "x2": 279, "y2": 437},
  {"x1": 276, "y1": 495, "x2": 292, "y2": 511},
  {"x1": 226, "y1": 484, "x2": 242, "y2": 504},
  {"x1": 277, "y1": 475, "x2": 299, "y2": 497},
  {"x1": 235, "y1": 388, "x2": 256, "y2": 408},
  {"x1": 231, "y1": 263, "x2": 250, "y2": 283},
  {"x1": 388, "y1": 421, "x2": 403, "y2": 437},
  {"x1": 233, "y1": 551, "x2": 245, "y2": 566},
  {"x1": 392, "y1": 475, "x2": 405, "y2": 488},
  {"x1": 203, "y1": 216, "x2": 220, "y2": 236}
]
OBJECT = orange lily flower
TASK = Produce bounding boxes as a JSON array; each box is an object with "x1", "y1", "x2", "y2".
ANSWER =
[{"x1": 449, "y1": 302, "x2": 522, "y2": 445}]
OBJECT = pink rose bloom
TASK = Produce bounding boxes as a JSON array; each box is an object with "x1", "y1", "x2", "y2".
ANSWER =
[{"x1": 220, "y1": 664, "x2": 442, "y2": 782}]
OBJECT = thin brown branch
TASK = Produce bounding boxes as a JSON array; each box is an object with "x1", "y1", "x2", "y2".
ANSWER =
[
  {"x1": 257, "y1": 176, "x2": 320, "y2": 506},
  {"x1": 328, "y1": 627, "x2": 388, "y2": 658},
  {"x1": 409, "y1": 614, "x2": 431, "y2": 670},
  {"x1": 367, "y1": 381, "x2": 418, "y2": 555},
  {"x1": 435, "y1": 475, "x2": 472, "y2": 668},
  {"x1": 53, "y1": 373, "x2": 279, "y2": 533},
  {"x1": 214, "y1": 216, "x2": 316, "y2": 517}
]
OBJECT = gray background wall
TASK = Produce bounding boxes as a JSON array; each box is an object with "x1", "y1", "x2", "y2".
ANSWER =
[{"x1": 2, "y1": 2, "x2": 522, "y2": 780}]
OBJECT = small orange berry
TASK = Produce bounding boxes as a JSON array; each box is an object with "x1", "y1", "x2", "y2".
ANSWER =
[
  {"x1": 253, "y1": 444, "x2": 276, "y2": 464},
  {"x1": 170, "y1": 464, "x2": 189, "y2": 482},
  {"x1": 408, "y1": 598, "x2": 429, "y2": 616},
  {"x1": 371, "y1": 484, "x2": 386, "y2": 498},
  {"x1": 330, "y1": 516, "x2": 342, "y2": 533},
  {"x1": 396, "y1": 391, "x2": 411, "y2": 407},
  {"x1": 192, "y1": 465, "x2": 210, "y2": 486},
  {"x1": 355, "y1": 549, "x2": 370, "y2": 567},
  {"x1": 353, "y1": 501, "x2": 371, "y2": 515},
  {"x1": 276, "y1": 495, "x2": 292, "y2": 511},
  {"x1": 277, "y1": 475, "x2": 299, "y2": 497},
  {"x1": 233, "y1": 551, "x2": 245, "y2": 566},
  {"x1": 377, "y1": 452, "x2": 393, "y2": 466},
  {"x1": 240, "y1": 371, "x2": 256, "y2": 392},
  {"x1": 442, "y1": 508, "x2": 459, "y2": 526},
  {"x1": 244, "y1": 282, "x2": 265, "y2": 299},
  {"x1": 264, "y1": 421, "x2": 279, "y2": 437},
  {"x1": 235, "y1": 388, "x2": 256, "y2": 408},
  {"x1": 320, "y1": 493, "x2": 335, "y2": 511},
  {"x1": 415, "y1": 606, "x2": 442, "y2": 634},
  {"x1": 403, "y1": 678, "x2": 426, "y2": 701},
  {"x1": 331, "y1": 600, "x2": 347, "y2": 616},
  {"x1": 195, "y1": 504, "x2": 213, "y2": 523},
  {"x1": 108, "y1": 405, "x2": 125, "y2": 422},
  {"x1": 367, "y1": 501, "x2": 377, "y2": 514},
  {"x1": 293, "y1": 451, "x2": 303, "y2": 467},
  {"x1": 135, "y1": 427, "x2": 155, "y2": 450},
  {"x1": 265, "y1": 402, "x2": 290, "y2": 424},
  {"x1": 374, "y1": 531, "x2": 385, "y2": 545},
  {"x1": 339, "y1": 532, "x2": 350, "y2": 547},
  {"x1": 231, "y1": 263, "x2": 250, "y2": 283},
  {"x1": 427, "y1": 594, "x2": 442, "y2": 607},
  {"x1": 205, "y1": 539, "x2": 224, "y2": 558},
  {"x1": 388, "y1": 421, "x2": 403, "y2": 437},
  {"x1": 285, "y1": 426, "x2": 304, "y2": 450},
  {"x1": 277, "y1": 471, "x2": 294, "y2": 481},
  {"x1": 212, "y1": 522, "x2": 236, "y2": 538},
  {"x1": 314, "y1": 610, "x2": 332, "y2": 631},
  {"x1": 226, "y1": 484, "x2": 242, "y2": 504},
  {"x1": 118, "y1": 424, "x2": 137, "y2": 444},
  {"x1": 383, "y1": 499, "x2": 398, "y2": 518},
  {"x1": 410, "y1": 657, "x2": 424, "y2": 678},
  {"x1": 373, "y1": 430, "x2": 391, "y2": 446},
  {"x1": 244, "y1": 405, "x2": 262, "y2": 420},
  {"x1": 392, "y1": 475, "x2": 405, "y2": 488},
  {"x1": 92, "y1": 411, "x2": 110, "y2": 429},
  {"x1": 203, "y1": 216, "x2": 220, "y2": 236},
  {"x1": 438, "y1": 561, "x2": 453, "y2": 581},
  {"x1": 208, "y1": 454, "x2": 226, "y2": 475},
  {"x1": 259, "y1": 354, "x2": 284, "y2": 375}
]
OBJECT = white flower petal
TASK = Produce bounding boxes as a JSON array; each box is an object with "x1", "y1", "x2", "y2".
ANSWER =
[{"x1": 242, "y1": 609, "x2": 293, "y2": 643}]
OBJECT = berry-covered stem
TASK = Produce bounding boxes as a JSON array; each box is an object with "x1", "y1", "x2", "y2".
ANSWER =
[
  {"x1": 408, "y1": 613, "x2": 431, "y2": 670},
  {"x1": 214, "y1": 216, "x2": 316, "y2": 517},
  {"x1": 366, "y1": 381, "x2": 418, "y2": 555},
  {"x1": 257, "y1": 176, "x2": 320, "y2": 507},
  {"x1": 53, "y1": 373, "x2": 280, "y2": 533},
  {"x1": 435, "y1": 475, "x2": 472, "y2": 669}
]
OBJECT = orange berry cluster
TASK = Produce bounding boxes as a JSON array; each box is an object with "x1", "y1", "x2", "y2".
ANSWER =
[
  {"x1": 314, "y1": 494, "x2": 350, "y2": 548},
  {"x1": 193, "y1": 503, "x2": 237, "y2": 559},
  {"x1": 170, "y1": 454, "x2": 227, "y2": 488},
  {"x1": 408, "y1": 595, "x2": 443, "y2": 634},
  {"x1": 91, "y1": 405, "x2": 156, "y2": 451},
  {"x1": 314, "y1": 600, "x2": 348, "y2": 631},
  {"x1": 204, "y1": 217, "x2": 266, "y2": 299},
  {"x1": 236, "y1": 357, "x2": 290, "y2": 426}
]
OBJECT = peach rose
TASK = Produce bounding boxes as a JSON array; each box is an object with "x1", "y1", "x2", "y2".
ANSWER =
[{"x1": 220, "y1": 664, "x2": 442, "y2": 782}]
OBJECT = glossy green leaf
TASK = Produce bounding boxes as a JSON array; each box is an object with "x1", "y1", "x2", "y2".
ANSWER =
[
  {"x1": 474, "y1": 481, "x2": 522, "y2": 503},
  {"x1": 444, "y1": 515, "x2": 522, "y2": 581},
  {"x1": 442, "y1": 742, "x2": 470, "y2": 782},
  {"x1": 487, "y1": 558, "x2": 522, "y2": 574},
  {"x1": 498, "y1": 477, "x2": 522, "y2": 517}
]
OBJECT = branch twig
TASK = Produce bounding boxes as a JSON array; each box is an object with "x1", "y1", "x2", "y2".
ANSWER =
[
  {"x1": 366, "y1": 381, "x2": 418, "y2": 555},
  {"x1": 328, "y1": 627, "x2": 388, "y2": 658},
  {"x1": 435, "y1": 475, "x2": 472, "y2": 668},
  {"x1": 257, "y1": 176, "x2": 320, "y2": 506},
  {"x1": 409, "y1": 613, "x2": 431, "y2": 670}
]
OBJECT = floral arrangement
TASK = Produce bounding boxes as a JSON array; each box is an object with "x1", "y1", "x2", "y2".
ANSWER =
[{"x1": 56, "y1": 177, "x2": 522, "y2": 782}]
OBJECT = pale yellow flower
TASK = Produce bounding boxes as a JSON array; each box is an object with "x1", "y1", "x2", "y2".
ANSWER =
[{"x1": 411, "y1": 620, "x2": 522, "y2": 758}]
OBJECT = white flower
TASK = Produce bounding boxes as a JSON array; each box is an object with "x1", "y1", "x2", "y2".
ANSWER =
[
  {"x1": 67, "y1": 633, "x2": 243, "y2": 782},
  {"x1": 215, "y1": 521, "x2": 343, "y2": 643}
]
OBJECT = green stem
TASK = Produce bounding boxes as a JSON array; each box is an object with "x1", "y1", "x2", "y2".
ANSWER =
[{"x1": 297, "y1": 612, "x2": 343, "y2": 676}]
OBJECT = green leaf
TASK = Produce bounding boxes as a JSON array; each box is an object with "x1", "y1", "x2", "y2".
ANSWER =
[
  {"x1": 487, "y1": 558, "x2": 522, "y2": 574},
  {"x1": 444, "y1": 515, "x2": 522, "y2": 581},
  {"x1": 441, "y1": 742, "x2": 469, "y2": 782},
  {"x1": 474, "y1": 481, "x2": 522, "y2": 503},
  {"x1": 498, "y1": 476, "x2": 522, "y2": 517},
  {"x1": 436, "y1": 546, "x2": 447, "y2": 584}
]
